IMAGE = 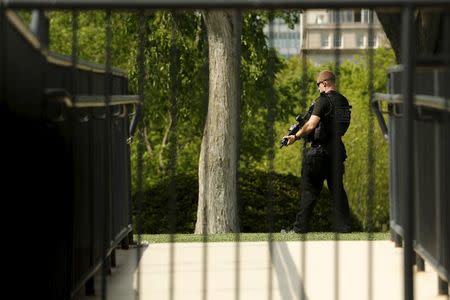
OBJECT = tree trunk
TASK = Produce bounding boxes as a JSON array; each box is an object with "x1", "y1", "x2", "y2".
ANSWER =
[{"x1": 195, "y1": 10, "x2": 241, "y2": 234}]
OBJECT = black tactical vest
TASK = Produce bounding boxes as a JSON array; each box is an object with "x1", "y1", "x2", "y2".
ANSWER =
[
  {"x1": 312, "y1": 92, "x2": 351, "y2": 144},
  {"x1": 326, "y1": 92, "x2": 351, "y2": 137}
]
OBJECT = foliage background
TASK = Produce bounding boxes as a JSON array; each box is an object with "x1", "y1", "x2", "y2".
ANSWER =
[{"x1": 40, "y1": 10, "x2": 395, "y2": 232}]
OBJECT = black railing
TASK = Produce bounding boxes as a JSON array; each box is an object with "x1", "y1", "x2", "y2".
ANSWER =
[
  {"x1": 3, "y1": 0, "x2": 450, "y2": 9},
  {"x1": 373, "y1": 66, "x2": 450, "y2": 294},
  {"x1": 1, "y1": 9, "x2": 139, "y2": 300}
]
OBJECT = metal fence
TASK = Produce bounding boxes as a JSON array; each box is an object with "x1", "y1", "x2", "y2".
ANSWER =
[
  {"x1": 1, "y1": 1, "x2": 450, "y2": 300},
  {"x1": 373, "y1": 66, "x2": 450, "y2": 294},
  {"x1": 1, "y1": 7, "x2": 139, "y2": 300}
]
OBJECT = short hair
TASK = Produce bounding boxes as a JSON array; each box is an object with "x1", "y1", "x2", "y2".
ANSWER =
[{"x1": 316, "y1": 70, "x2": 336, "y2": 83}]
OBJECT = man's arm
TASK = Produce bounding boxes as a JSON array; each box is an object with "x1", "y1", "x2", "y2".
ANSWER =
[{"x1": 283, "y1": 115, "x2": 321, "y2": 145}]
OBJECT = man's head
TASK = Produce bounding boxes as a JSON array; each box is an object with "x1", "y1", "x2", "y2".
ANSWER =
[{"x1": 316, "y1": 70, "x2": 336, "y2": 93}]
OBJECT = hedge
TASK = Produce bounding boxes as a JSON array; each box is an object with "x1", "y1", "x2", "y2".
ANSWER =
[{"x1": 134, "y1": 170, "x2": 362, "y2": 233}]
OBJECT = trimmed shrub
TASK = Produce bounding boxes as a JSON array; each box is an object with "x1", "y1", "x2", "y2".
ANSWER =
[{"x1": 134, "y1": 171, "x2": 362, "y2": 233}]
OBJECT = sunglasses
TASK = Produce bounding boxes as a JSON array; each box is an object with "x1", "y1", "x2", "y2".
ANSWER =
[{"x1": 316, "y1": 79, "x2": 329, "y2": 87}]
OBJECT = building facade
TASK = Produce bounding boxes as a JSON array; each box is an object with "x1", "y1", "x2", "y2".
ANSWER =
[
  {"x1": 263, "y1": 17, "x2": 301, "y2": 57},
  {"x1": 302, "y1": 9, "x2": 390, "y2": 64},
  {"x1": 264, "y1": 9, "x2": 390, "y2": 64}
]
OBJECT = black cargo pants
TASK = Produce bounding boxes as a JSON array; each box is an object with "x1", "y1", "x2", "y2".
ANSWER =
[{"x1": 293, "y1": 145, "x2": 351, "y2": 233}]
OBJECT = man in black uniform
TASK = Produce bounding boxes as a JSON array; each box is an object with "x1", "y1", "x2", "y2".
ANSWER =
[{"x1": 283, "y1": 70, "x2": 352, "y2": 233}]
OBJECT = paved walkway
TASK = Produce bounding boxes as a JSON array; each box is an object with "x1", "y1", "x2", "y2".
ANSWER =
[{"x1": 75, "y1": 240, "x2": 449, "y2": 300}]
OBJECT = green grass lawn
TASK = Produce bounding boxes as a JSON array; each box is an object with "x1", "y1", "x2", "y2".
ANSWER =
[{"x1": 137, "y1": 232, "x2": 390, "y2": 243}]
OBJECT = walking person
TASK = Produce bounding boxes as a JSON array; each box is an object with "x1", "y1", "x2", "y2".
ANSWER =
[{"x1": 282, "y1": 70, "x2": 352, "y2": 233}]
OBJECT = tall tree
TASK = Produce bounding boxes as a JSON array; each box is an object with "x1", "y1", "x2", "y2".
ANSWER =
[{"x1": 195, "y1": 10, "x2": 242, "y2": 234}]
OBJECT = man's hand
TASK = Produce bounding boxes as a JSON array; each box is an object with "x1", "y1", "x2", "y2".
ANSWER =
[{"x1": 282, "y1": 135, "x2": 297, "y2": 146}]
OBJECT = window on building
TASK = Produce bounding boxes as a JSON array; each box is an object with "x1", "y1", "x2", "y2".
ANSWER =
[
  {"x1": 368, "y1": 34, "x2": 377, "y2": 48},
  {"x1": 263, "y1": 17, "x2": 301, "y2": 57},
  {"x1": 316, "y1": 14, "x2": 325, "y2": 24},
  {"x1": 330, "y1": 10, "x2": 354, "y2": 23},
  {"x1": 355, "y1": 10, "x2": 361, "y2": 22},
  {"x1": 321, "y1": 33, "x2": 330, "y2": 48},
  {"x1": 344, "y1": 11, "x2": 354, "y2": 23},
  {"x1": 334, "y1": 33, "x2": 342, "y2": 48},
  {"x1": 356, "y1": 33, "x2": 365, "y2": 48},
  {"x1": 330, "y1": 10, "x2": 339, "y2": 23},
  {"x1": 290, "y1": 39, "x2": 297, "y2": 48},
  {"x1": 362, "y1": 9, "x2": 373, "y2": 24}
]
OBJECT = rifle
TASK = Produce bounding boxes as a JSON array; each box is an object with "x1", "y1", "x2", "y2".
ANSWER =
[{"x1": 280, "y1": 105, "x2": 313, "y2": 148}]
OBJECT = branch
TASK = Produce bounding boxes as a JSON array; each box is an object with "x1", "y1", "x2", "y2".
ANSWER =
[
  {"x1": 159, "y1": 111, "x2": 173, "y2": 172},
  {"x1": 143, "y1": 125, "x2": 153, "y2": 156}
]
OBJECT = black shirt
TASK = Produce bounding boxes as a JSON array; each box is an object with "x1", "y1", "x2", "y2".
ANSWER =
[
  {"x1": 311, "y1": 91, "x2": 349, "y2": 160},
  {"x1": 312, "y1": 92, "x2": 332, "y2": 119}
]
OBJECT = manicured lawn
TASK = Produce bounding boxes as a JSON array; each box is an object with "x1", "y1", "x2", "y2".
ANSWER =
[{"x1": 138, "y1": 232, "x2": 389, "y2": 243}]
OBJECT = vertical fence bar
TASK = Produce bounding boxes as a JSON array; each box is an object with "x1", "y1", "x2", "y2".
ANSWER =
[
  {"x1": 366, "y1": 8, "x2": 375, "y2": 300},
  {"x1": 401, "y1": 5, "x2": 415, "y2": 300},
  {"x1": 71, "y1": 11, "x2": 78, "y2": 103},
  {"x1": 69, "y1": 10, "x2": 79, "y2": 299},
  {"x1": 101, "y1": 9, "x2": 113, "y2": 300},
  {"x1": 233, "y1": 9, "x2": 243, "y2": 300},
  {"x1": 266, "y1": 11, "x2": 275, "y2": 300},
  {"x1": 299, "y1": 10, "x2": 308, "y2": 300},
  {"x1": 435, "y1": 62, "x2": 443, "y2": 293},
  {"x1": 439, "y1": 10, "x2": 450, "y2": 296},
  {"x1": 87, "y1": 65, "x2": 96, "y2": 297},
  {"x1": 0, "y1": 3, "x2": 5, "y2": 106},
  {"x1": 332, "y1": 8, "x2": 341, "y2": 300},
  {"x1": 200, "y1": 13, "x2": 209, "y2": 300},
  {"x1": 135, "y1": 10, "x2": 147, "y2": 300},
  {"x1": 168, "y1": 11, "x2": 178, "y2": 300}
]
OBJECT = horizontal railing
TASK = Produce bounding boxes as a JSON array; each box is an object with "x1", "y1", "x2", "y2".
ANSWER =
[
  {"x1": 45, "y1": 89, "x2": 140, "y2": 108},
  {"x1": 371, "y1": 93, "x2": 450, "y2": 140},
  {"x1": 5, "y1": 10, "x2": 126, "y2": 76},
  {"x1": 2, "y1": 0, "x2": 450, "y2": 9},
  {"x1": 374, "y1": 93, "x2": 450, "y2": 111}
]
